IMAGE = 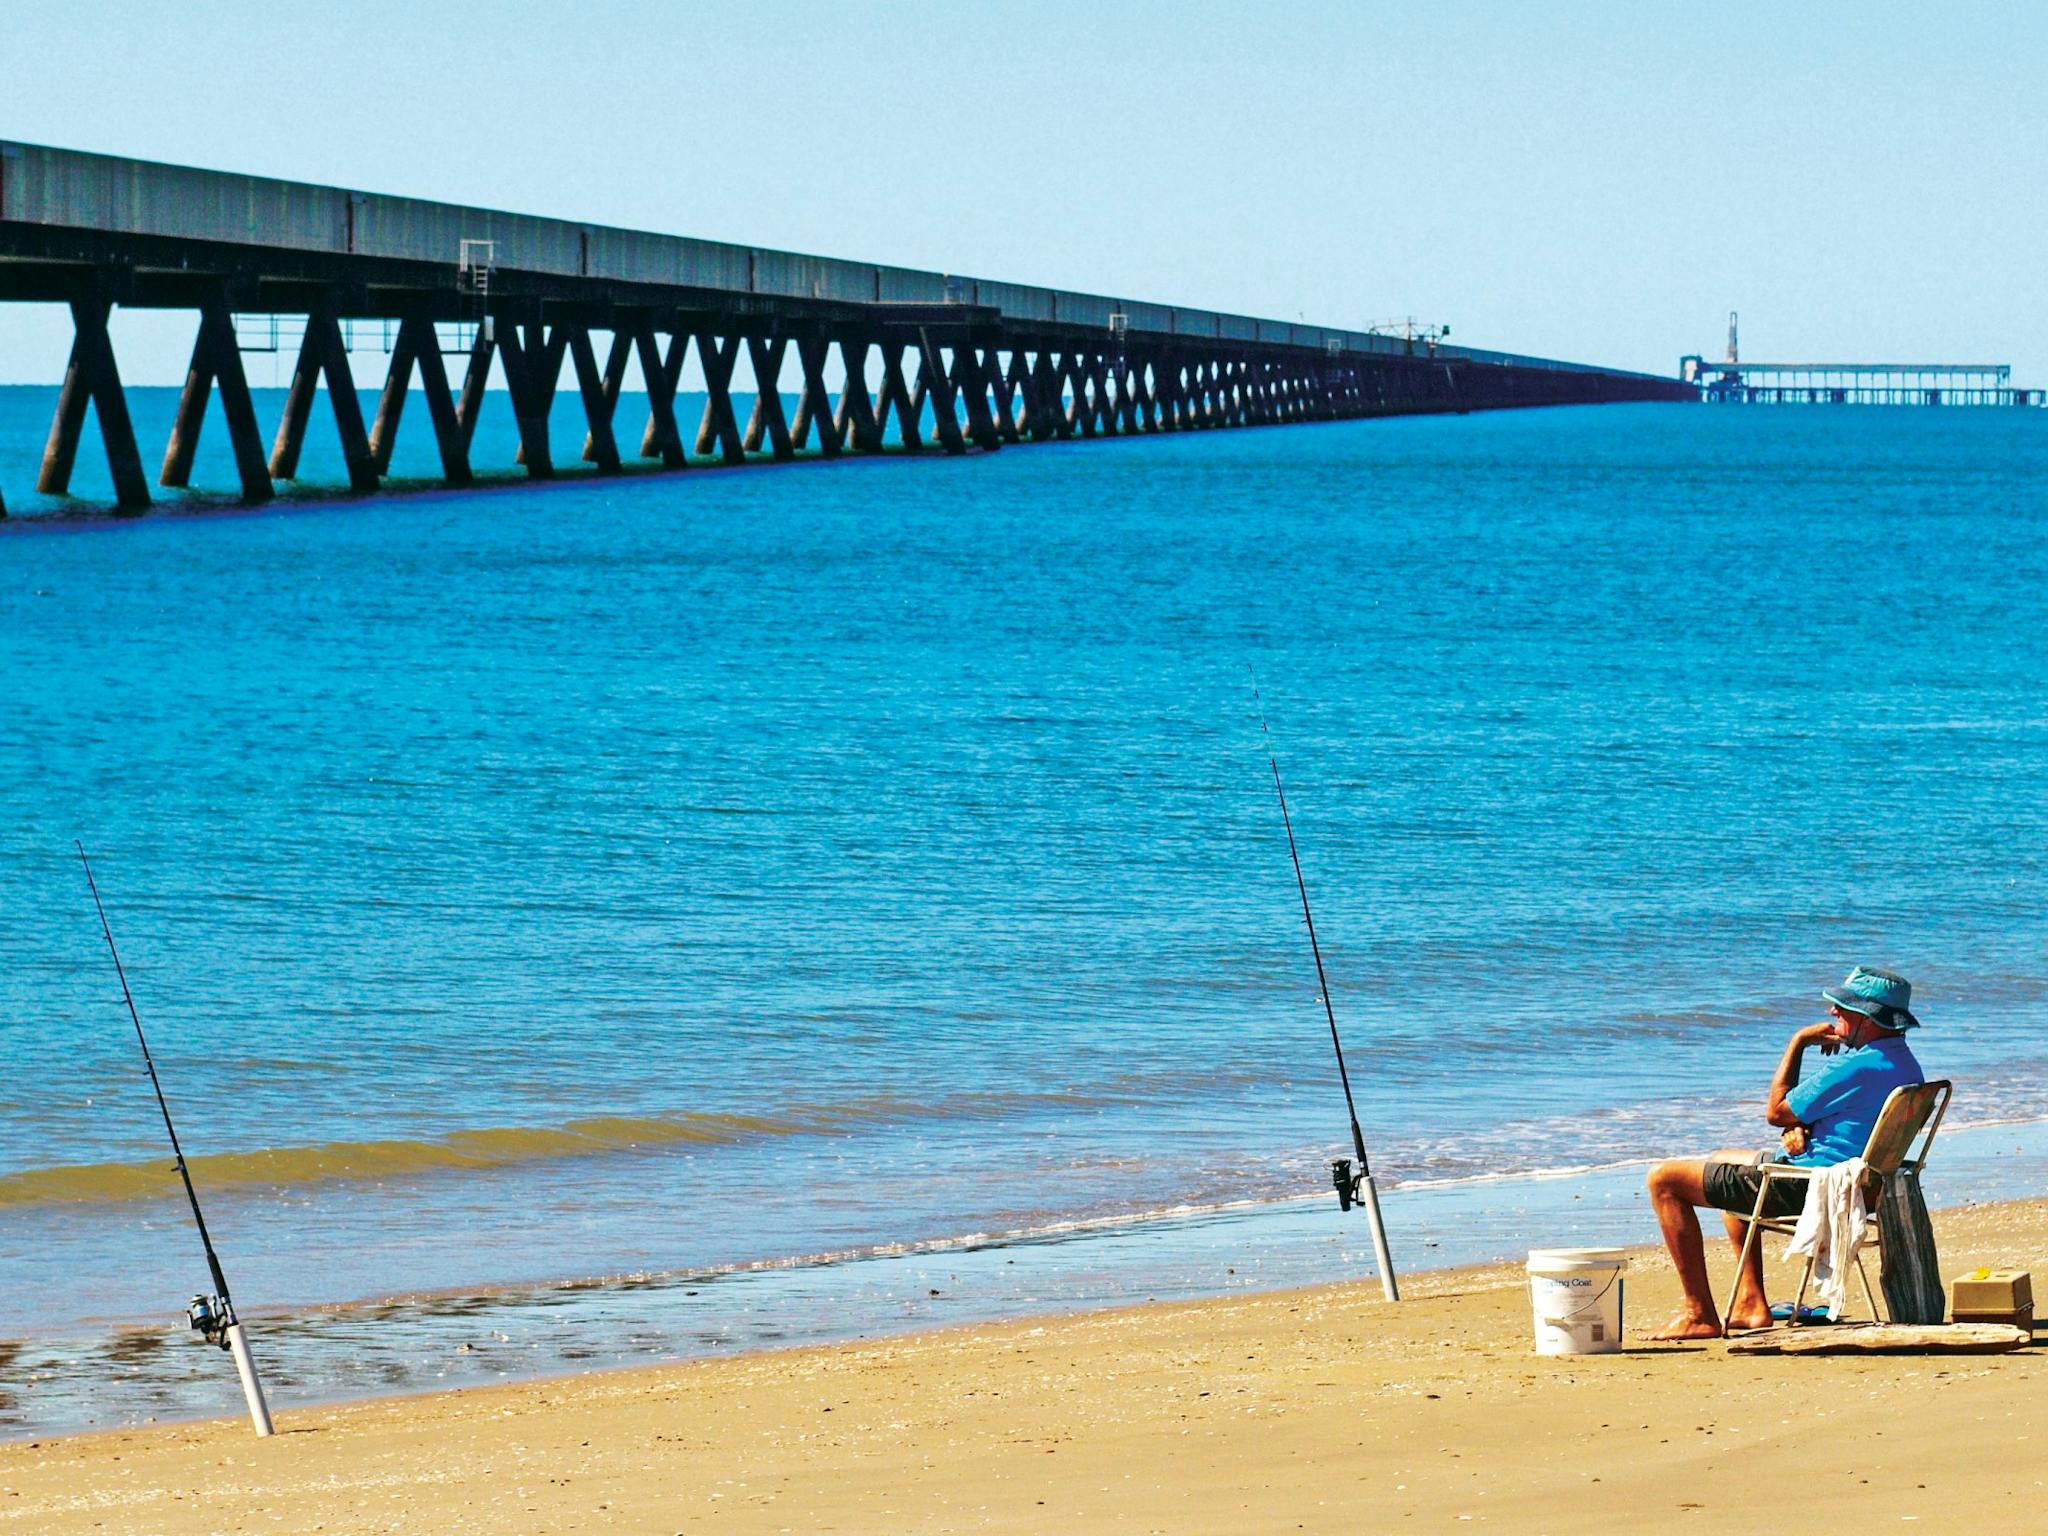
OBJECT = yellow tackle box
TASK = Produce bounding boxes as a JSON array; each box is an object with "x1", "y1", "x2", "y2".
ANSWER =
[{"x1": 1950, "y1": 1269, "x2": 2033, "y2": 1329}]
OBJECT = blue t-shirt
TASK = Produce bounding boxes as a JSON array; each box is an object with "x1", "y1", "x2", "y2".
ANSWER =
[{"x1": 1785, "y1": 1036, "x2": 1923, "y2": 1166}]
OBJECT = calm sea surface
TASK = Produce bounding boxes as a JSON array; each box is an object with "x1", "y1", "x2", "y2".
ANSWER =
[{"x1": 1, "y1": 393, "x2": 2044, "y2": 1432}]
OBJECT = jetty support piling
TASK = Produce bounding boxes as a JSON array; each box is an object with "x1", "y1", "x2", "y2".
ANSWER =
[
  {"x1": 500, "y1": 317, "x2": 567, "y2": 476},
  {"x1": 40, "y1": 294, "x2": 151, "y2": 508},
  {"x1": 787, "y1": 333, "x2": 841, "y2": 458},
  {"x1": 267, "y1": 304, "x2": 377, "y2": 491},
  {"x1": 693, "y1": 330, "x2": 747, "y2": 465},
  {"x1": 578, "y1": 325, "x2": 634, "y2": 468},
  {"x1": 162, "y1": 296, "x2": 273, "y2": 501},
  {"x1": 915, "y1": 329, "x2": 966, "y2": 455},
  {"x1": 448, "y1": 325, "x2": 494, "y2": 482},
  {"x1": 634, "y1": 321, "x2": 687, "y2": 467},
  {"x1": 392, "y1": 316, "x2": 470, "y2": 486},
  {"x1": 874, "y1": 343, "x2": 920, "y2": 452},
  {"x1": 987, "y1": 349, "x2": 1018, "y2": 443},
  {"x1": 366, "y1": 321, "x2": 416, "y2": 477},
  {"x1": 740, "y1": 333, "x2": 794, "y2": 460},
  {"x1": 565, "y1": 323, "x2": 623, "y2": 473},
  {"x1": 840, "y1": 336, "x2": 886, "y2": 453}
]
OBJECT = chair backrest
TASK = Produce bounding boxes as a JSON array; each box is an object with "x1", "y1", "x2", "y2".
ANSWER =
[{"x1": 1861, "y1": 1079, "x2": 1952, "y2": 1178}]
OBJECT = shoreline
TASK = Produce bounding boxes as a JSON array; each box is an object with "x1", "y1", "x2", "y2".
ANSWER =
[
  {"x1": 11, "y1": 1113, "x2": 2048, "y2": 1444},
  {"x1": 6, "y1": 1193, "x2": 2044, "y2": 1533},
  {"x1": 36, "y1": 1108, "x2": 2048, "y2": 1334}
]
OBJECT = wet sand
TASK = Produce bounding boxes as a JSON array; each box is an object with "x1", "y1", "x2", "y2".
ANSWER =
[{"x1": 5, "y1": 1195, "x2": 2044, "y2": 1534}]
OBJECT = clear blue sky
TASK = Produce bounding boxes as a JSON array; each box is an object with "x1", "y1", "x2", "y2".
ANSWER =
[{"x1": 1, "y1": 1, "x2": 2041, "y2": 385}]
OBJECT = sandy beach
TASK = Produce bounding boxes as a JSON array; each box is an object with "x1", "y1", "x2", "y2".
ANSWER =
[{"x1": 6, "y1": 1193, "x2": 2043, "y2": 1535}]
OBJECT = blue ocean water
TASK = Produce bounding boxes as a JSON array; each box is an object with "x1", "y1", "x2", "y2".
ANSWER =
[{"x1": 2, "y1": 394, "x2": 2045, "y2": 1433}]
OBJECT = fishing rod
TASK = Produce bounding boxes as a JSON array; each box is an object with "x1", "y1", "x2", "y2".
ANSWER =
[
  {"x1": 76, "y1": 843, "x2": 275, "y2": 1437},
  {"x1": 1248, "y1": 678, "x2": 1400, "y2": 1302}
]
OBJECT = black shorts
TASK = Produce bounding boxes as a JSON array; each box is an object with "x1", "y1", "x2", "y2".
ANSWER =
[{"x1": 1701, "y1": 1154, "x2": 1810, "y2": 1220}]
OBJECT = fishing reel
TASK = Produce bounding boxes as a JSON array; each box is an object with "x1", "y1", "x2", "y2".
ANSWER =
[
  {"x1": 1331, "y1": 1157, "x2": 1363, "y2": 1212},
  {"x1": 188, "y1": 1293, "x2": 234, "y2": 1350}
]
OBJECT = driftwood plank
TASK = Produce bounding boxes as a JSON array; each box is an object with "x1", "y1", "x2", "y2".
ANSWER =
[{"x1": 1727, "y1": 1323, "x2": 2029, "y2": 1356}]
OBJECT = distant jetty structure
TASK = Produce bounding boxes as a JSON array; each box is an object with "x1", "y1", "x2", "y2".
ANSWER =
[
  {"x1": 1682, "y1": 312, "x2": 2041, "y2": 407},
  {"x1": 0, "y1": 143, "x2": 1691, "y2": 515}
]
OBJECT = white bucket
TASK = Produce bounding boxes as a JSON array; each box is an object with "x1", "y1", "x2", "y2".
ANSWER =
[{"x1": 1526, "y1": 1247, "x2": 1629, "y2": 1356}]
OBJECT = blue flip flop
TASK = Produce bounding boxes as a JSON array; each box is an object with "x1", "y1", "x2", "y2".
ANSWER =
[{"x1": 1769, "y1": 1302, "x2": 1836, "y2": 1324}]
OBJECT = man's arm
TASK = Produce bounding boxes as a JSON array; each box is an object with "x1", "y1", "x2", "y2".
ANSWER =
[{"x1": 1766, "y1": 1024, "x2": 1838, "y2": 1129}]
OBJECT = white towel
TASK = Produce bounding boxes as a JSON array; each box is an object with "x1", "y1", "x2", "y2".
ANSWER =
[{"x1": 1783, "y1": 1156, "x2": 1872, "y2": 1320}]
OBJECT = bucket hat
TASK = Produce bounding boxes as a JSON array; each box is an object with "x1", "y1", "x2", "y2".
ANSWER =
[{"x1": 1822, "y1": 965, "x2": 1920, "y2": 1030}]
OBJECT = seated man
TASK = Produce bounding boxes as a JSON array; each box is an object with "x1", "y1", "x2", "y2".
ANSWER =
[{"x1": 1645, "y1": 966, "x2": 1925, "y2": 1340}]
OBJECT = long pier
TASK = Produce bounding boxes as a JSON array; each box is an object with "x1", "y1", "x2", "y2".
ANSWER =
[
  {"x1": 1682, "y1": 359, "x2": 2039, "y2": 407},
  {"x1": 0, "y1": 143, "x2": 1694, "y2": 515}
]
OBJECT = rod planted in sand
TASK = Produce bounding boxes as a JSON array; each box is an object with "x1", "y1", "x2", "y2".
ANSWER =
[
  {"x1": 1248, "y1": 677, "x2": 1400, "y2": 1302},
  {"x1": 76, "y1": 842, "x2": 276, "y2": 1436}
]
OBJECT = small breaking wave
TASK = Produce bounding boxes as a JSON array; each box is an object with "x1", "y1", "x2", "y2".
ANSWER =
[{"x1": 0, "y1": 1089, "x2": 1137, "y2": 1209}]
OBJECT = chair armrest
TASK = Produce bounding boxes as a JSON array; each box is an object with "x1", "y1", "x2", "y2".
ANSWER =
[{"x1": 1758, "y1": 1163, "x2": 1817, "y2": 1179}]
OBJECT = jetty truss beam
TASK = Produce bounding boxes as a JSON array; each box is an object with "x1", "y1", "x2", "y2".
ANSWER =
[{"x1": 0, "y1": 141, "x2": 1696, "y2": 513}]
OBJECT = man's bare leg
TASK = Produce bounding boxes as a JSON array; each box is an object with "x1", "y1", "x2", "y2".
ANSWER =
[
  {"x1": 1722, "y1": 1210, "x2": 1770, "y2": 1328},
  {"x1": 1644, "y1": 1151, "x2": 1773, "y2": 1340}
]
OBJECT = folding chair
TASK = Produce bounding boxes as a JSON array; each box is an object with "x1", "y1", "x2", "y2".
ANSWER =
[{"x1": 1722, "y1": 1079, "x2": 1952, "y2": 1334}]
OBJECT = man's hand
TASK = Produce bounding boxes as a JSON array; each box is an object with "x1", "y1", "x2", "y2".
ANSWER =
[
  {"x1": 1794, "y1": 1021, "x2": 1843, "y2": 1057},
  {"x1": 1779, "y1": 1124, "x2": 1810, "y2": 1158}
]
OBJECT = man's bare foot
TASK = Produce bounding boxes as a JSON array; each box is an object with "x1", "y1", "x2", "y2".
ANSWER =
[
  {"x1": 1723, "y1": 1303, "x2": 1773, "y2": 1333},
  {"x1": 1645, "y1": 1310, "x2": 1724, "y2": 1341}
]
